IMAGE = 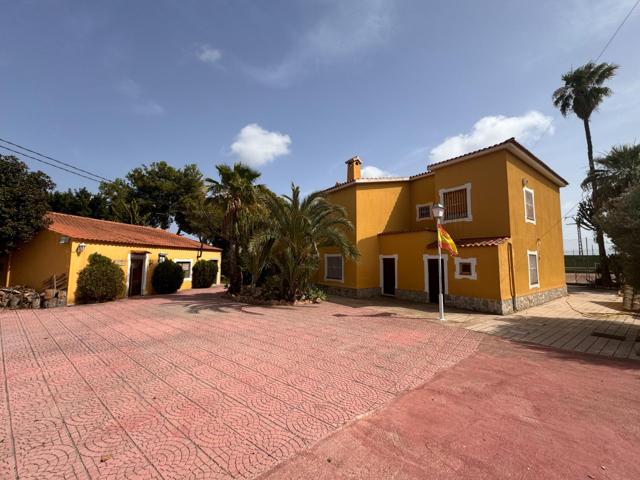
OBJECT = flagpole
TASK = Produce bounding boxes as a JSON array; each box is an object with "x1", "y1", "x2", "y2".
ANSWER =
[{"x1": 436, "y1": 218, "x2": 445, "y2": 321}]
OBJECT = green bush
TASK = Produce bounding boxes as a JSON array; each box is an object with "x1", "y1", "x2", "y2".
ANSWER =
[
  {"x1": 301, "y1": 285, "x2": 326, "y2": 303},
  {"x1": 152, "y1": 259, "x2": 184, "y2": 294},
  {"x1": 192, "y1": 260, "x2": 219, "y2": 288},
  {"x1": 76, "y1": 253, "x2": 125, "y2": 303}
]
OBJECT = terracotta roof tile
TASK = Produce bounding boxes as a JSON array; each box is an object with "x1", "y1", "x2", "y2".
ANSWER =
[
  {"x1": 378, "y1": 227, "x2": 437, "y2": 236},
  {"x1": 427, "y1": 236, "x2": 510, "y2": 249},
  {"x1": 46, "y1": 212, "x2": 221, "y2": 251}
]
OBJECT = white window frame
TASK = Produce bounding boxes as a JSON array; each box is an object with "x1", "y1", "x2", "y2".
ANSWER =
[
  {"x1": 324, "y1": 254, "x2": 344, "y2": 282},
  {"x1": 454, "y1": 257, "x2": 477, "y2": 280},
  {"x1": 527, "y1": 250, "x2": 540, "y2": 289},
  {"x1": 415, "y1": 202, "x2": 433, "y2": 221},
  {"x1": 523, "y1": 186, "x2": 536, "y2": 224},
  {"x1": 423, "y1": 254, "x2": 449, "y2": 294},
  {"x1": 379, "y1": 254, "x2": 399, "y2": 294},
  {"x1": 175, "y1": 258, "x2": 193, "y2": 281},
  {"x1": 439, "y1": 183, "x2": 473, "y2": 223}
]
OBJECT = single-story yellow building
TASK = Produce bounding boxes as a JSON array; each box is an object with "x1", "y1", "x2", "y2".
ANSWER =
[{"x1": 1, "y1": 212, "x2": 222, "y2": 305}]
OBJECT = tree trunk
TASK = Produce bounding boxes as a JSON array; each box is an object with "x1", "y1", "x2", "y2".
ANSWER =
[
  {"x1": 227, "y1": 238, "x2": 240, "y2": 294},
  {"x1": 583, "y1": 118, "x2": 612, "y2": 286}
]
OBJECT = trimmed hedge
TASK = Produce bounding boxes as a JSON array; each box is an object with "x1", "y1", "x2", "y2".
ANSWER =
[
  {"x1": 192, "y1": 260, "x2": 218, "y2": 288},
  {"x1": 76, "y1": 253, "x2": 125, "y2": 303},
  {"x1": 152, "y1": 259, "x2": 184, "y2": 294}
]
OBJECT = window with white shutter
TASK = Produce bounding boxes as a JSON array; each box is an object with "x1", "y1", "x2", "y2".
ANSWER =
[
  {"x1": 527, "y1": 251, "x2": 539, "y2": 288},
  {"x1": 325, "y1": 254, "x2": 344, "y2": 281},
  {"x1": 524, "y1": 187, "x2": 536, "y2": 223}
]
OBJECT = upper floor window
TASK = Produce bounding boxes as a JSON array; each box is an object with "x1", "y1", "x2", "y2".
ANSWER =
[
  {"x1": 175, "y1": 260, "x2": 193, "y2": 280},
  {"x1": 416, "y1": 203, "x2": 432, "y2": 221},
  {"x1": 524, "y1": 187, "x2": 536, "y2": 224},
  {"x1": 527, "y1": 251, "x2": 539, "y2": 288},
  {"x1": 325, "y1": 254, "x2": 344, "y2": 282},
  {"x1": 440, "y1": 183, "x2": 472, "y2": 222}
]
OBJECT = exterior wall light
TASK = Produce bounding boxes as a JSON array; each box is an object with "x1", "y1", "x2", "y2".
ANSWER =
[
  {"x1": 158, "y1": 253, "x2": 167, "y2": 263},
  {"x1": 76, "y1": 243, "x2": 86, "y2": 254},
  {"x1": 432, "y1": 203, "x2": 445, "y2": 220}
]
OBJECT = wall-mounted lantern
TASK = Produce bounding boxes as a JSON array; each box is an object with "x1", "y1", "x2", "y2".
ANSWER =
[
  {"x1": 76, "y1": 243, "x2": 86, "y2": 255},
  {"x1": 158, "y1": 253, "x2": 167, "y2": 263}
]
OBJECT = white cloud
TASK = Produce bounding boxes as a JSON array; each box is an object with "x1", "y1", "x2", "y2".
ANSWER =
[
  {"x1": 248, "y1": 0, "x2": 394, "y2": 87},
  {"x1": 117, "y1": 78, "x2": 141, "y2": 99},
  {"x1": 132, "y1": 101, "x2": 165, "y2": 116},
  {"x1": 361, "y1": 165, "x2": 393, "y2": 178},
  {"x1": 230, "y1": 123, "x2": 291, "y2": 167},
  {"x1": 195, "y1": 44, "x2": 222, "y2": 65},
  {"x1": 429, "y1": 111, "x2": 554, "y2": 162}
]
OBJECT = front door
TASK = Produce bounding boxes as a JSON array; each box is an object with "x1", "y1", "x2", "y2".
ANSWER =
[
  {"x1": 382, "y1": 257, "x2": 396, "y2": 296},
  {"x1": 427, "y1": 258, "x2": 445, "y2": 303},
  {"x1": 128, "y1": 256, "x2": 144, "y2": 296}
]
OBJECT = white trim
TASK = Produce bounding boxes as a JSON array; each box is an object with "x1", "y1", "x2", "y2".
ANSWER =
[
  {"x1": 175, "y1": 258, "x2": 193, "y2": 281},
  {"x1": 324, "y1": 254, "x2": 344, "y2": 283},
  {"x1": 141, "y1": 254, "x2": 149, "y2": 295},
  {"x1": 415, "y1": 202, "x2": 433, "y2": 221},
  {"x1": 523, "y1": 186, "x2": 536, "y2": 224},
  {"x1": 454, "y1": 257, "x2": 477, "y2": 280},
  {"x1": 527, "y1": 250, "x2": 540, "y2": 289},
  {"x1": 439, "y1": 183, "x2": 473, "y2": 223},
  {"x1": 125, "y1": 253, "x2": 131, "y2": 296},
  {"x1": 423, "y1": 254, "x2": 449, "y2": 294},
  {"x1": 379, "y1": 254, "x2": 398, "y2": 295},
  {"x1": 126, "y1": 252, "x2": 149, "y2": 297}
]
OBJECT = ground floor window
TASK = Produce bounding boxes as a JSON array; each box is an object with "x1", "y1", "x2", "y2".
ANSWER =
[
  {"x1": 527, "y1": 251, "x2": 539, "y2": 288},
  {"x1": 175, "y1": 259, "x2": 193, "y2": 280},
  {"x1": 454, "y1": 257, "x2": 477, "y2": 280},
  {"x1": 325, "y1": 254, "x2": 344, "y2": 282}
]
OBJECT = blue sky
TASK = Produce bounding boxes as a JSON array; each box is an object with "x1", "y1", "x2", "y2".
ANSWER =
[{"x1": 1, "y1": 0, "x2": 639, "y2": 252}]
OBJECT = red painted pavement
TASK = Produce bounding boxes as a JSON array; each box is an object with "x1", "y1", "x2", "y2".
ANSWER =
[
  {"x1": 0, "y1": 288, "x2": 479, "y2": 479},
  {"x1": 262, "y1": 337, "x2": 640, "y2": 480}
]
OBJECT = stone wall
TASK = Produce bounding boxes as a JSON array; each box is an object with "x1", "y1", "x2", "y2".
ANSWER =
[
  {"x1": 321, "y1": 285, "x2": 381, "y2": 298},
  {"x1": 396, "y1": 289, "x2": 429, "y2": 302},
  {"x1": 513, "y1": 285, "x2": 567, "y2": 312}
]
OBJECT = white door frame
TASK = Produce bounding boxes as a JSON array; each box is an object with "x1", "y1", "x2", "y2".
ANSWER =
[
  {"x1": 423, "y1": 254, "x2": 449, "y2": 294},
  {"x1": 126, "y1": 252, "x2": 149, "y2": 297},
  {"x1": 379, "y1": 254, "x2": 398, "y2": 296}
]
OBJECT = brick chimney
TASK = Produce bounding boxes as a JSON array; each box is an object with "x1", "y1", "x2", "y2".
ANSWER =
[{"x1": 346, "y1": 156, "x2": 362, "y2": 182}]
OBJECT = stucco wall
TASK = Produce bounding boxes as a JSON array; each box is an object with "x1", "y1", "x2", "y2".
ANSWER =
[
  {"x1": 505, "y1": 152, "x2": 566, "y2": 298},
  {"x1": 6, "y1": 229, "x2": 72, "y2": 290},
  {"x1": 67, "y1": 242, "x2": 222, "y2": 304}
]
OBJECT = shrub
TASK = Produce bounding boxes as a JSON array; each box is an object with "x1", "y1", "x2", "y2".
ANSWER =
[
  {"x1": 192, "y1": 260, "x2": 218, "y2": 288},
  {"x1": 301, "y1": 285, "x2": 326, "y2": 303},
  {"x1": 76, "y1": 253, "x2": 125, "y2": 303},
  {"x1": 152, "y1": 259, "x2": 184, "y2": 294}
]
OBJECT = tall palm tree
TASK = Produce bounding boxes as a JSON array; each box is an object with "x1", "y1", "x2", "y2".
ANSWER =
[
  {"x1": 261, "y1": 185, "x2": 358, "y2": 301},
  {"x1": 553, "y1": 61, "x2": 618, "y2": 285},
  {"x1": 237, "y1": 202, "x2": 275, "y2": 294},
  {"x1": 206, "y1": 163, "x2": 262, "y2": 294},
  {"x1": 583, "y1": 144, "x2": 640, "y2": 201}
]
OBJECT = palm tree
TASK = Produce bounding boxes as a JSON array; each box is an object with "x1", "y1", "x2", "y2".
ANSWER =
[
  {"x1": 206, "y1": 163, "x2": 262, "y2": 294},
  {"x1": 553, "y1": 61, "x2": 618, "y2": 285},
  {"x1": 261, "y1": 184, "x2": 358, "y2": 301},
  {"x1": 583, "y1": 144, "x2": 640, "y2": 201},
  {"x1": 237, "y1": 203, "x2": 275, "y2": 294}
]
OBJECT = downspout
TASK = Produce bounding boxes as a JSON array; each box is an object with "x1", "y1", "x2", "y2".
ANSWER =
[{"x1": 508, "y1": 242, "x2": 516, "y2": 312}]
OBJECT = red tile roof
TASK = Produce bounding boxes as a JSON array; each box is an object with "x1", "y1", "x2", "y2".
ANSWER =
[
  {"x1": 427, "y1": 236, "x2": 510, "y2": 249},
  {"x1": 46, "y1": 212, "x2": 221, "y2": 251},
  {"x1": 378, "y1": 227, "x2": 437, "y2": 236}
]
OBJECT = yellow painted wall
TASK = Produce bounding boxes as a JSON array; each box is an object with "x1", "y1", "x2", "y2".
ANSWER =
[
  {"x1": 6, "y1": 229, "x2": 72, "y2": 290},
  {"x1": 505, "y1": 153, "x2": 566, "y2": 297},
  {"x1": 354, "y1": 182, "x2": 411, "y2": 289},
  {"x1": 431, "y1": 151, "x2": 511, "y2": 239},
  {"x1": 379, "y1": 231, "x2": 432, "y2": 292},
  {"x1": 67, "y1": 241, "x2": 222, "y2": 304},
  {"x1": 409, "y1": 174, "x2": 437, "y2": 230}
]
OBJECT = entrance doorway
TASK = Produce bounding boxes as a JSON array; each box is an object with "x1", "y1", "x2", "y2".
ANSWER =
[
  {"x1": 427, "y1": 258, "x2": 446, "y2": 303},
  {"x1": 128, "y1": 254, "x2": 146, "y2": 297},
  {"x1": 381, "y1": 256, "x2": 396, "y2": 296}
]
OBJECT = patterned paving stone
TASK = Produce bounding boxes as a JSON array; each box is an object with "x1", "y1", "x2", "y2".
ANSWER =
[{"x1": 0, "y1": 287, "x2": 480, "y2": 479}]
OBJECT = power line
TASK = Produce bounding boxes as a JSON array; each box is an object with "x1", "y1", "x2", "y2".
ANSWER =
[
  {"x1": 594, "y1": 0, "x2": 640, "y2": 62},
  {"x1": 0, "y1": 144, "x2": 104, "y2": 184},
  {"x1": 0, "y1": 137, "x2": 112, "y2": 183}
]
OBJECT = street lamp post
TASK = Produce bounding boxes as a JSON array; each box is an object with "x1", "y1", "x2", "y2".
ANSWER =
[{"x1": 432, "y1": 203, "x2": 445, "y2": 321}]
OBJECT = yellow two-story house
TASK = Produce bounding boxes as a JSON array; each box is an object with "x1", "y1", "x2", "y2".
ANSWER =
[{"x1": 317, "y1": 138, "x2": 568, "y2": 314}]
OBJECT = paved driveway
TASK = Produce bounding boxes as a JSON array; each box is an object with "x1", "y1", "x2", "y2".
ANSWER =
[{"x1": 0, "y1": 288, "x2": 478, "y2": 479}]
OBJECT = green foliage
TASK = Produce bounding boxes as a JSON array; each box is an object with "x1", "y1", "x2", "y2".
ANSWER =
[
  {"x1": 48, "y1": 187, "x2": 112, "y2": 219},
  {"x1": 260, "y1": 184, "x2": 358, "y2": 301},
  {"x1": 238, "y1": 203, "x2": 275, "y2": 292},
  {"x1": 151, "y1": 259, "x2": 184, "y2": 294},
  {"x1": 0, "y1": 155, "x2": 54, "y2": 255},
  {"x1": 100, "y1": 162, "x2": 205, "y2": 233},
  {"x1": 76, "y1": 253, "x2": 125, "y2": 303},
  {"x1": 206, "y1": 163, "x2": 263, "y2": 294},
  {"x1": 192, "y1": 260, "x2": 219, "y2": 288},
  {"x1": 552, "y1": 62, "x2": 618, "y2": 120},
  {"x1": 301, "y1": 285, "x2": 327, "y2": 303}
]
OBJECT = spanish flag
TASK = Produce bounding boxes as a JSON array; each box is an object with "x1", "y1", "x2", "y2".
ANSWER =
[{"x1": 437, "y1": 224, "x2": 458, "y2": 256}]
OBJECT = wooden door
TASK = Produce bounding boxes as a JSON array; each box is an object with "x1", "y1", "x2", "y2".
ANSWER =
[{"x1": 128, "y1": 257, "x2": 144, "y2": 296}]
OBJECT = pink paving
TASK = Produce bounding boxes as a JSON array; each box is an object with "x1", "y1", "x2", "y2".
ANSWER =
[{"x1": 0, "y1": 288, "x2": 479, "y2": 479}]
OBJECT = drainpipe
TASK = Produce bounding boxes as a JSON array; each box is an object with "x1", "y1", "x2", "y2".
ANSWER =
[{"x1": 508, "y1": 242, "x2": 517, "y2": 312}]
